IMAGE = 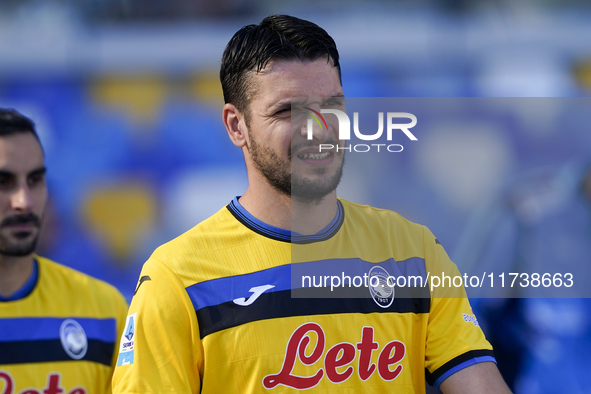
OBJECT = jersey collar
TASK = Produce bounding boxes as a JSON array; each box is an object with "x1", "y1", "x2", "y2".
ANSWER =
[
  {"x1": 226, "y1": 196, "x2": 344, "y2": 244},
  {"x1": 0, "y1": 258, "x2": 39, "y2": 302}
]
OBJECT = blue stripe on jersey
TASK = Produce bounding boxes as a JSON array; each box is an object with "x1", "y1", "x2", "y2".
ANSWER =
[
  {"x1": 0, "y1": 317, "x2": 117, "y2": 343},
  {"x1": 186, "y1": 265, "x2": 292, "y2": 311},
  {"x1": 185, "y1": 257, "x2": 426, "y2": 311},
  {"x1": 433, "y1": 356, "x2": 497, "y2": 388},
  {"x1": 291, "y1": 257, "x2": 427, "y2": 289}
]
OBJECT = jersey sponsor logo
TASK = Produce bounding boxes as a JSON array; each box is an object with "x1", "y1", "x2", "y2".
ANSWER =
[
  {"x1": 233, "y1": 285, "x2": 275, "y2": 306},
  {"x1": 134, "y1": 276, "x2": 151, "y2": 296},
  {"x1": 368, "y1": 266, "x2": 394, "y2": 308},
  {"x1": 59, "y1": 319, "x2": 88, "y2": 360},
  {"x1": 262, "y1": 323, "x2": 406, "y2": 390},
  {"x1": 462, "y1": 313, "x2": 480, "y2": 327},
  {"x1": 116, "y1": 313, "x2": 136, "y2": 366},
  {"x1": 0, "y1": 371, "x2": 87, "y2": 394}
]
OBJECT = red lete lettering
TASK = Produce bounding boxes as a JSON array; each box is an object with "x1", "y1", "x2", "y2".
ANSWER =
[
  {"x1": 0, "y1": 372, "x2": 13, "y2": 394},
  {"x1": 262, "y1": 323, "x2": 325, "y2": 389},
  {"x1": 356, "y1": 326, "x2": 379, "y2": 381},
  {"x1": 325, "y1": 343, "x2": 356, "y2": 383},
  {"x1": 262, "y1": 323, "x2": 406, "y2": 390},
  {"x1": 0, "y1": 372, "x2": 86, "y2": 394}
]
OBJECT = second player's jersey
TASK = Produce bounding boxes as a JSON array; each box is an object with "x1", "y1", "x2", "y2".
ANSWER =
[
  {"x1": 113, "y1": 198, "x2": 493, "y2": 393},
  {"x1": 0, "y1": 256, "x2": 128, "y2": 394}
]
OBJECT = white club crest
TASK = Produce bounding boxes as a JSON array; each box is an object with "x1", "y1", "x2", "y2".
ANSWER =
[
  {"x1": 368, "y1": 266, "x2": 395, "y2": 308},
  {"x1": 60, "y1": 319, "x2": 88, "y2": 360}
]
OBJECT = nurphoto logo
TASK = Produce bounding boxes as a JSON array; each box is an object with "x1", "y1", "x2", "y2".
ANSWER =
[{"x1": 303, "y1": 108, "x2": 418, "y2": 153}]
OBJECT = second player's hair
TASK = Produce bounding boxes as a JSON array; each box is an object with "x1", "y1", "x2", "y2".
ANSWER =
[
  {"x1": 220, "y1": 14, "x2": 342, "y2": 125},
  {"x1": 0, "y1": 108, "x2": 40, "y2": 142}
]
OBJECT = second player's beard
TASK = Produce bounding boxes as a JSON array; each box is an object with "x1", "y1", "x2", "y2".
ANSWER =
[
  {"x1": 0, "y1": 213, "x2": 41, "y2": 257},
  {"x1": 249, "y1": 133, "x2": 344, "y2": 205}
]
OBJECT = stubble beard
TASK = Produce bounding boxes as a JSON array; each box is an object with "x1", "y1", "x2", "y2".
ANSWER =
[
  {"x1": 0, "y1": 236, "x2": 38, "y2": 257},
  {"x1": 0, "y1": 214, "x2": 41, "y2": 257},
  {"x1": 249, "y1": 133, "x2": 344, "y2": 205}
]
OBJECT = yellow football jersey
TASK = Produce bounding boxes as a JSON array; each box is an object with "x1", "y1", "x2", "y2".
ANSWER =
[
  {"x1": 0, "y1": 256, "x2": 128, "y2": 394},
  {"x1": 113, "y1": 198, "x2": 493, "y2": 393}
]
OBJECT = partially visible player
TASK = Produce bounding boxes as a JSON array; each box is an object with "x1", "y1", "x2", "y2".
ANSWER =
[
  {"x1": 113, "y1": 15, "x2": 512, "y2": 393},
  {"x1": 0, "y1": 108, "x2": 128, "y2": 394}
]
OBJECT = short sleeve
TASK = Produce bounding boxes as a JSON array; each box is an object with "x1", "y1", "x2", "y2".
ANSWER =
[
  {"x1": 106, "y1": 287, "x2": 130, "y2": 394},
  {"x1": 422, "y1": 226, "x2": 495, "y2": 387},
  {"x1": 112, "y1": 259, "x2": 203, "y2": 394}
]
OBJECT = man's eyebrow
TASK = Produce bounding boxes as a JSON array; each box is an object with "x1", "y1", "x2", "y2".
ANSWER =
[
  {"x1": 324, "y1": 94, "x2": 345, "y2": 104},
  {"x1": 269, "y1": 100, "x2": 293, "y2": 114},
  {"x1": 29, "y1": 167, "x2": 47, "y2": 177},
  {"x1": 0, "y1": 170, "x2": 15, "y2": 178},
  {"x1": 0, "y1": 167, "x2": 46, "y2": 179},
  {"x1": 271, "y1": 93, "x2": 346, "y2": 113}
]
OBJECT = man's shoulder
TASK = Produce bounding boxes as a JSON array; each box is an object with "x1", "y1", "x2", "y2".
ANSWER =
[
  {"x1": 149, "y1": 204, "x2": 243, "y2": 263},
  {"x1": 337, "y1": 199, "x2": 436, "y2": 260},
  {"x1": 339, "y1": 198, "x2": 425, "y2": 233},
  {"x1": 142, "y1": 203, "x2": 290, "y2": 287},
  {"x1": 35, "y1": 255, "x2": 126, "y2": 303}
]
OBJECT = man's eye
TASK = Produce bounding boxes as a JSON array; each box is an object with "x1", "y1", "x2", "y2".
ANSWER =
[
  {"x1": 275, "y1": 108, "x2": 292, "y2": 117},
  {"x1": 0, "y1": 176, "x2": 13, "y2": 188},
  {"x1": 325, "y1": 99, "x2": 344, "y2": 107},
  {"x1": 28, "y1": 174, "x2": 44, "y2": 186}
]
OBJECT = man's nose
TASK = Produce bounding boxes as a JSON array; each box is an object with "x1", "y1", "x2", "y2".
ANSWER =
[
  {"x1": 301, "y1": 112, "x2": 332, "y2": 142},
  {"x1": 11, "y1": 185, "x2": 33, "y2": 212}
]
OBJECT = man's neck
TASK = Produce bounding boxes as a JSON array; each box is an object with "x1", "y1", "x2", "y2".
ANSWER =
[
  {"x1": 238, "y1": 184, "x2": 338, "y2": 236},
  {"x1": 0, "y1": 255, "x2": 35, "y2": 299}
]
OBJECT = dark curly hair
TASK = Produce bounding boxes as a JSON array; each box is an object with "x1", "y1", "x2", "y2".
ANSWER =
[{"x1": 220, "y1": 15, "x2": 341, "y2": 125}]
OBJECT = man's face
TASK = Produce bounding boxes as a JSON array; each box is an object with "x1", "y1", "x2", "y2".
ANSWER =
[
  {"x1": 0, "y1": 133, "x2": 47, "y2": 257},
  {"x1": 244, "y1": 59, "x2": 345, "y2": 204}
]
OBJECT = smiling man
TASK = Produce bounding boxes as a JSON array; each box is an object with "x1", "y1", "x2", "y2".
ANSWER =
[
  {"x1": 113, "y1": 15, "x2": 512, "y2": 393},
  {"x1": 0, "y1": 108, "x2": 128, "y2": 394}
]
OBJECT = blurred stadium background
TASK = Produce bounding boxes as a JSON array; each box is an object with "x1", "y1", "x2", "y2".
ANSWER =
[{"x1": 1, "y1": 1, "x2": 591, "y2": 392}]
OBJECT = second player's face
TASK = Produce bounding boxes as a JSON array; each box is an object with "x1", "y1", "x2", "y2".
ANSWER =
[
  {"x1": 245, "y1": 59, "x2": 345, "y2": 203},
  {"x1": 0, "y1": 133, "x2": 47, "y2": 257}
]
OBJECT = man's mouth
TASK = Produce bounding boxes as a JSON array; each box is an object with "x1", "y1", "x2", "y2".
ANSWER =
[
  {"x1": 297, "y1": 152, "x2": 331, "y2": 160},
  {"x1": 1, "y1": 214, "x2": 40, "y2": 233},
  {"x1": 5, "y1": 223, "x2": 36, "y2": 231}
]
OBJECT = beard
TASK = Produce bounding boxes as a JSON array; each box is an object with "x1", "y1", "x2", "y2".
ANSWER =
[
  {"x1": 249, "y1": 133, "x2": 344, "y2": 205},
  {"x1": 0, "y1": 213, "x2": 41, "y2": 257}
]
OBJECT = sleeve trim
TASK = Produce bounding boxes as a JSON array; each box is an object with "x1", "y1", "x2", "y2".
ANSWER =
[
  {"x1": 433, "y1": 355, "x2": 496, "y2": 387},
  {"x1": 426, "y1": 349, "x2": 495, "y2": 386}
]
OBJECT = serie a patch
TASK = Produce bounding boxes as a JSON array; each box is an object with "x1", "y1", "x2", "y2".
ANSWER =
[
  {"x1": 462, "y1": 313, "x2": 480, "y2": 327},
  {"x1": 116, "y1": 313, "x2": 136, "y2": 366}
]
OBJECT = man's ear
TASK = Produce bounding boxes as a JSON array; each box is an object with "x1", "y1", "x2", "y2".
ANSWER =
[{"x1": 223, "y1": 103, "x2": 248, "y2": 148}]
